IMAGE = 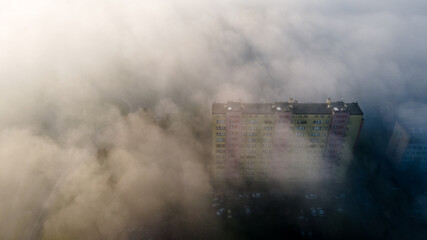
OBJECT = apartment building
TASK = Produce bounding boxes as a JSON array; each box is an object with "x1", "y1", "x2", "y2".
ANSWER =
[
  {"x1": 212, "y1": 98, "x2": 364, "y2": 184},
  {"x1": 387, "y1": 121, "x2": 427, "y2": 181}
]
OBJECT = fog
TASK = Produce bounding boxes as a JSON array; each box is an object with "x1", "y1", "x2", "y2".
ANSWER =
[{"x1": 1, "y1": 0, "x2": 427, "y2": 239}]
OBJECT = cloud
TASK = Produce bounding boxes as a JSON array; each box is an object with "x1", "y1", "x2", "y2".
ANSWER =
[{"x1": 0, "y1": 0, "x2": 426, "y2": 238}]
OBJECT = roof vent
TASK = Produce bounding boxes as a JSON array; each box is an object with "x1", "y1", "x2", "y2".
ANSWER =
[{"x1": 227, "y1": 106, "x2": 232, "y2": 111}]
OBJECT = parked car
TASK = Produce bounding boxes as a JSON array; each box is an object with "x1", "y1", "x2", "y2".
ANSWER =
[
  {"x1": 334, "y1": 193, "x2": 346, "y2": 200},
  {"x1": 227, "y1": 209, "x2": 232, "y2": 218},
  {"x1": 317, "y1": 208, "x2": 325, "y2": 217},
  {"x1": 216, "y1": 208, "x2": 225, "y2": 216},
  {"x1": 238, "y1": 193, "x2": 249, "y2": 199},
  {"x1": 300, "y1": 230, "x2": 313, "y2": 237},
  {"x1": 245, "y1": 206, "x2": 251, "y2": 215},
  {"x1": 310, "y1": 208, "x2": 317, "y2": 216},
  {"x1": 252, "y1": 193, "x2": 261, "y2": 198},
  {"x1": 305, "y1": 194, "x2": 317, "y2": 200}
]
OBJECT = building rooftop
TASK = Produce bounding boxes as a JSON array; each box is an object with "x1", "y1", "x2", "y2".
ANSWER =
[{"x1": 212, "y1": 100, "x2": 363, "y2": 115}]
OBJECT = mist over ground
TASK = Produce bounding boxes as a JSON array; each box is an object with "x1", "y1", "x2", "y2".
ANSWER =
[{"x1": 1, "y1": 0, "x2": 427, "y2": 239}]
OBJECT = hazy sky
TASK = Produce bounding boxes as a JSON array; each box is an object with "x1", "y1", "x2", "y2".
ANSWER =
[{"x1": 1, "y1": 0, "x2": 426, "y2": 239}]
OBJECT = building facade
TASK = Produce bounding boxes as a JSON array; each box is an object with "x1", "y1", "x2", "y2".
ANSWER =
[
  {"x1": 387, "y1": 121, "x2": 427, "y2": 180},
  {"x1": 212, "y1": 98, "x2": 364, "y2": 184}
]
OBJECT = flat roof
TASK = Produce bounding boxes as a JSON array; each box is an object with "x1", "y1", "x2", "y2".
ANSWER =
[{"x1": 212, "y1": 101, "x2": 363, "y2": 115}]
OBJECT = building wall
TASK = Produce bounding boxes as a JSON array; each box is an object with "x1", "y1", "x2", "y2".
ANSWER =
[
  {"x1": 289, "y1": 114, "x2": 330, "y2": 182},
  {"x1": 338, "y1": 115, "x2": 364, "y2": 179},
  {"x1": 387, "y1": 122, "x2": 427, "y2": 182},
  {"x1": 212, "y1": 101, "x2": 363, "y2": 184},
  {"x1": 400, "y1": 144, "x2": 427, "y2": 172},
  {"x1": 212, "y1": 113, "x2": 226, "y2": 181},
  {"x1": 387, "y1": 122, "x2": 411, "y2": 165}
]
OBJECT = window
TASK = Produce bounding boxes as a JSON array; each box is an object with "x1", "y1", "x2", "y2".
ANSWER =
[
  {"x1": 313, "y1": 120, "x2": 324, "y2": 124},
  {"x1": 296, "y1": 132, "x2": 304, "y2": 137},
  {"x1": 248, "y1": 132, "x2": 256, "y2": 136},
  {"x1": 264, "y1": 132, "x2": 272, "y2": 136},
  {"x1": 297, "y1": 120, "x2": 307, "y2": 124},
  {"x1": 248, "y1": 126, "x2": 257, "y2": 130},
  {"x1": 264, "y1": 120, "x2": 273, "y2": 124},
  {"x1": 248, "y1": 138, "x2": 257, "y2": 142},
  {"x1": 297, "y1": 126, "x2": 305, "y2": 130},
  {"x1": 311, "y1": 132, "x2": 320, "y2": 136},
  {"x1": 216, "y1": 126, "x2": 226, "y2": 130},
  {"x1": 216, "y1": 138, "x2": 225, "y2": 142},
  {"x1": 216, "y1": 132, "x2": 225, "y2": 136},
  {"x1": 216, "y1": 120, "x2": 225, "y2": 124},
  {"x1": 312, "y1": 126, "x2": 321, "y2": 130},
  {"x1": 264, "y1": 126, "x2": 273, "y2": 130},
  {"x1": 311, "y1": 138, "x2": 319, "y2": 142}
]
